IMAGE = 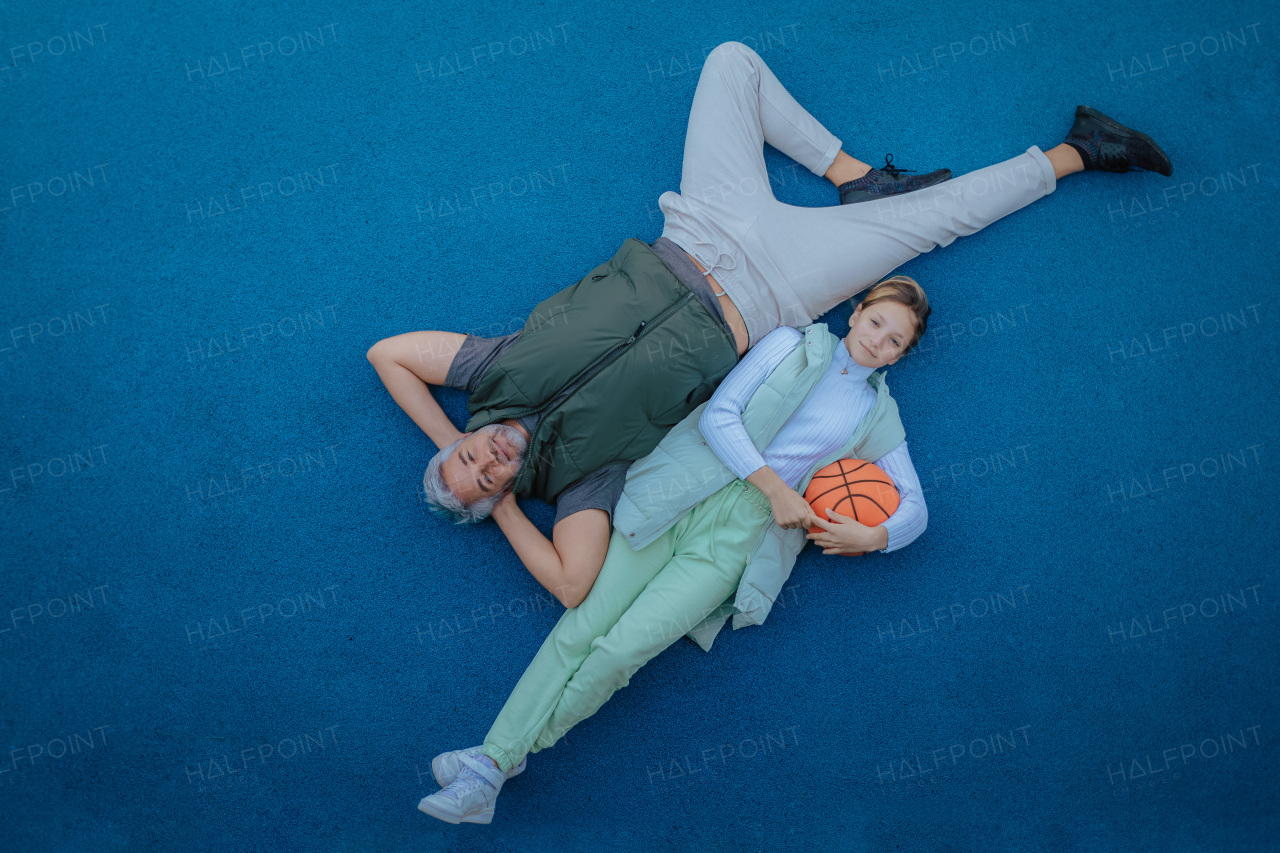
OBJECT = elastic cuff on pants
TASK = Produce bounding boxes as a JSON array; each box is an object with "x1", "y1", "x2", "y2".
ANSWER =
[
  {"x1": 480, "y1": 743, "x2": 512, "y2": 774},
  {"x1": 1026, "y1": 145, "x2": 1057, "y2": 195}
]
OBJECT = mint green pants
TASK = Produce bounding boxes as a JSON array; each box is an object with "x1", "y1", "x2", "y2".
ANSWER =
[{"x1": 481, "y1": 479, "x2": 773, "y2": 773}]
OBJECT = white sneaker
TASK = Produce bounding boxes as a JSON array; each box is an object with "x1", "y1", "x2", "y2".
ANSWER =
[
  {"x1": 432, "y1": 745, "x2": 526, "y2": 787},
  {"x1": 417, "y1": 752, "x2": 506, "y2": 825}
]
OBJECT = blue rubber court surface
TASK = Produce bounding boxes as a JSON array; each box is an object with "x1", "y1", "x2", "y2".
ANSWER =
[{"x1": 2, "y1": 1, "x2": 1277, "y2": 850}]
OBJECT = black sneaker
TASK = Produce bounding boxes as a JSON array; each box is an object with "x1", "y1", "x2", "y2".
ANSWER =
[
  {"x1": 1065, "y1": 105, "x2": 1173, "y2": 176},
  {"x1": 838, "y1": 154, "x2": 952, "y2": 205}
]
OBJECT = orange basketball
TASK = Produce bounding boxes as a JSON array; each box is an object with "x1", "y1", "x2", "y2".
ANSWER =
[{"x1": 804, "y1": 459, "x2": 900, "y2": 549}]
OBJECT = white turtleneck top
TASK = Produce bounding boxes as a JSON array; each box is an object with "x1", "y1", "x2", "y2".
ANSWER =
[{"x1": 699, "y1": 326, "x2": 927, "y2": 553}]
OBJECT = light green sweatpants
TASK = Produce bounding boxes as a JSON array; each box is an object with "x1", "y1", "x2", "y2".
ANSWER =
[{"x1": 481, "y1": 479, "x2": 773, "y2": 773}]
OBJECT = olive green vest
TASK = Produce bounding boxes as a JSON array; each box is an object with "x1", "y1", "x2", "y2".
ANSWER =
[{"x1": 464, "y1": 238, "x2": 738, "y2": 502}]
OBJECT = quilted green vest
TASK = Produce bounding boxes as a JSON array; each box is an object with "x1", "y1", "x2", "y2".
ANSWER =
[{"x1": 464, "y1": 238, "x2": 738, "y2": 502}]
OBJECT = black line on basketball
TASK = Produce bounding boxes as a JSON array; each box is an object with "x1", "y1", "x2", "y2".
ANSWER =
[
  {"x1": 809, "y1": 460, "x2": 870, "y2": 481},
  {"x1": 850, "y1": 494, "x2": 891, "y2": 517},
  {"x1": 843, "y1": 477, "x2": 901, "y2": 496},
  {"x1": 808, "y1": 477, "x2": 899, "y2": 504},
  {"x1": 808, "y1": 473, "x2": 901, "y2": 502}
]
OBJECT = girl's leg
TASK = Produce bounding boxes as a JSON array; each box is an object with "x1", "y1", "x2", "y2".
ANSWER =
[
  {"x1": 534, "y1": 481, "x2": 773, "y2": 749},
  {"x1": 479, "y1": 527, "x2": 676, "y2": 773}
]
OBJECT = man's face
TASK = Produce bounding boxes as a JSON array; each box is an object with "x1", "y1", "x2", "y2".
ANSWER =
[
  {"x1": 439, "y1": 423, "x2": 527, "y2": 504},
  {"x1": 844, "y1": 300, "x2": 916, "y2": 368}
]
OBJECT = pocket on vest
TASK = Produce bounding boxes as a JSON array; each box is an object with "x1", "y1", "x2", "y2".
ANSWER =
[{"x1": 649, "y1": 377, "x2": 718, "y2": 427}]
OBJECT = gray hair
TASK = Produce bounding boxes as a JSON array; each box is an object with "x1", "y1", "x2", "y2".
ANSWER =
[{"x1": 422, "y1": 435, "x2": 506, "y2": 523}]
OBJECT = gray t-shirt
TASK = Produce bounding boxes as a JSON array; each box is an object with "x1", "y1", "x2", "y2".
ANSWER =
[{"x1": 443, "y1": 333, "x2": 629, "y2": 526}]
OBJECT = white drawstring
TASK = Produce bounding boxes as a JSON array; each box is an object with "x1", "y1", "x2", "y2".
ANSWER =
[{"x1": 693, "y1": 241, "x2": 737, "y2": 296}]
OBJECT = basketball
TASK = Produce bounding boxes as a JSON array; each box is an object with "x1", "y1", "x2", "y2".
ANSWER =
[{"x1": 804, "y1": 459, "x2": 900, "y2": 547}]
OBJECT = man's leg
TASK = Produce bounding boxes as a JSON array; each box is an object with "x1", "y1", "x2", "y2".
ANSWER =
[
  {"x1": 674, "y1": 41, "x2": 843, "y2": 214},
  {"x1": 737, "y1": 144, "x2": 1063, "y2": 326},
  {"x1": 743, "y1": 101, "x2": 1172, "y2": 321},
  {"x1": 478, "y1": 527, "x2": 677, "y2": 773},
  {"x1": 740, "y1": 101, "x2": 1174, "y2": 324},
  {"x1": 1045, "y1": 144, "x2": 1085, "y2": 180},
  {"x1": 661, "y1": 41, "x2": 950, "y2": 341}
]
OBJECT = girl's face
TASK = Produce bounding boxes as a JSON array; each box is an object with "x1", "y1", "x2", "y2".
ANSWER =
[{"x1": 844, "y1": 300, "x2": 916, "y2": 368}]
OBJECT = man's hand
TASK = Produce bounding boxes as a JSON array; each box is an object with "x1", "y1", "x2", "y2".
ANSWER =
[
  {"x1": 807, "y1": 508, "x2": 888, "y2": 555},
  {"x1": 491, "y1": 490, "x2": 519, "y2": 517}
]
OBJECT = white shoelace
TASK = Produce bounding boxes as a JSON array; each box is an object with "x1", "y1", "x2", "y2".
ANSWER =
[{"x1": 440, "y1": 766, "x2": 494, "y2": 802}]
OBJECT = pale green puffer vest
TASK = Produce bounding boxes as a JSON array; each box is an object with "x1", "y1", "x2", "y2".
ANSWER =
[{"x1": 611, "y1": 324, "x2": 907, "y2": 651}]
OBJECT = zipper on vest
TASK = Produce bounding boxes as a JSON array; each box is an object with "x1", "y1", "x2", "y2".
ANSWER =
[
  {"x1": 496, "y1": 329, "x2": 638, "y2": 425},
  {"x1": 632, "y1": 290, "x2": 693, "y2": 343},
  {"x1": 564, "y1": 290, "x2": 694, "y2": 392},
  {"x1": 504, "y1": 291, "x2": 693, "y2": 423},
  {"x1": 511, "y1": 290, "x2": 695, "y2": 492}
]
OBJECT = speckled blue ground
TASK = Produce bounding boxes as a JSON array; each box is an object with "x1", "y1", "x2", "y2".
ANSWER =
[{"x1": 1, "y1": 1, "x2": 1277, "y2": 850}]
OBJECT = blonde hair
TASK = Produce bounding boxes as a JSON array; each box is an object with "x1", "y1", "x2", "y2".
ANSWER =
[{"x1": 852, "y1": 275, "x2": 930, "y2": 351}]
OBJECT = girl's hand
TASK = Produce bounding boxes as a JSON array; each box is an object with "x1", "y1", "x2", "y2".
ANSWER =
[
  {"x1": 807, "y1": 508, "x2": 880, "y2": 555},
  {"x1": 768, "y1": 489, "x2": 816, "y2": 531},
  {"x1": 745, "y1": 466, "x2": 816, "y2": 531}
]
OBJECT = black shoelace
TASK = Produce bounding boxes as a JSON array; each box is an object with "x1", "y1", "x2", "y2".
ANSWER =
[{"x1": 879, "y1": 153, "x2": 916, "y2": 178}]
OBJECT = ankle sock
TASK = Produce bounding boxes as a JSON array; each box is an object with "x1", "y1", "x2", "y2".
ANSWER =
[
  {"x1": 837, "y1": 170, "x2": 878, "y2": 194},
  {"x1": 1066, "y1": 140, "x2": 1096, "y2": 170}
]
